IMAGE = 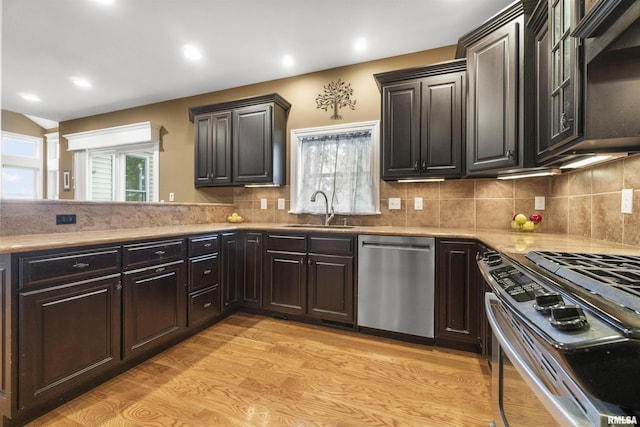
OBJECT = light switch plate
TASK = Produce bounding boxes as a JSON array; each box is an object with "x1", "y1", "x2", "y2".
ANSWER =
[
  {"x1": 260, "y1": 198, "x2": 268, "y2": 210},
  {"x1": 622, "y1": 189, "x2": 633, "y2": 214},
  {"x1": 389, "y1": 198, "x2": 401, "y2": 210},
  {"x1": 414, "y1": 197, "x2": 423, "y2": 210},
  {"x1": 277, "y1": 198, "x2": 285, "y2": 210},
  {"x1": 534, "y1": 196, "x2": 545, "y2": 210}
]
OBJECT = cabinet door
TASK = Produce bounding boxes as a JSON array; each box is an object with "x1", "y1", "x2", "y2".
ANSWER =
[
  {"x1": 435, "y1": 240, "x2": 480, "y2": 353},
  {"x1": 421, "y1": 72, "x2": 465, "y2": 177},
  {"x1": 241, "y1": 232, "x2": 263, "y2": 307},
  {"x1": 194, "y1": 114, "x2": 213, "y2": 186},
  {"x1": 233, "y1": 104, "x2": 273, "y2": 184},
  {"x1": 123, "y1": 261, "x2": 185, "y2": 359},
  {"x1": 194, "y1": 112, "x2": 232, "y2": 186},
  {"x1": 533, "y1": 4, "x2": 552, "y2": 160},
  {"x1": 308, "y1": 254, "x2": 354, "y2": 323},
  {"x1": 467, "y1": 18, "x2": 520, "y2": 172},
  {"x1": 381, "y1": 81, "x2": 421, "y2": 179},
  {"x1": 548, "y1": 0, "x2": 581, "y2": 151},
  {"x1": 221, "y1": 233, "x2": 240, "y2": 310},
  {"x1": 19, "y1": 275, "x2": 121, "y2": 409},
  {"x1": 264, "y1": 251, "x2": 307, "y2": 315}
]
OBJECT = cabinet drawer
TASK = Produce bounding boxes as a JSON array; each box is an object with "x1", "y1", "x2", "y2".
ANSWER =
[
  {"x1": 188, "y1": 234, "x2": 218, "y2": 257},
  {"x1": 19, "y1": 246, "x2": 121, "y2": 290},
  {"x1": 123, "y1": 239, "x2": 184, "y2": 270},
  {"x1": 188, "y1": 285, "x2": 220, "y2": 327},
  {"x1": 266, "y1": 234, "x2": 307, "y2": 252},
  {"x1": 189, "y1": 254, "x2": 218, "y2": 292},
  {"x1": 309, "y1": 235, "x2": 355, "y2": 255}
]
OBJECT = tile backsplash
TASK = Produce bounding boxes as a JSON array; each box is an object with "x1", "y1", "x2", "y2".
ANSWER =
[
  {"x1": 2, "y1": 154, "x2": 638, "y2": 248},
  {"x1": 234, "y1": 153, "x2": 640, "y2": 247}
]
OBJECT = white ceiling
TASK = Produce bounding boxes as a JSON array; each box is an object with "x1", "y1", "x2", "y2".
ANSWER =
[{"x1": 2, "y1": 0, "x2": 514, "y2": 127}]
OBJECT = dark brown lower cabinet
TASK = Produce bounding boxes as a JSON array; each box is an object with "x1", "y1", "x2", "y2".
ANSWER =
[
  {"x1": 122, "y1": 260, "x2": 186, "y2": 359},
  {"x1": 264, "y1": 250, "x2": 307, "y2": 315},
  {"x1": 18, "y1": 274, "x2": 122, "y2": 410},
  {"x1": 221, "y1": 233, "x2": 241, "y2": 311},
  {"x1": 187, "y1": 285, "x2": 220, "y2": 327},
  {"x1": 241, "y1": 232, "x2": 263, "y2": 307},
  {"x1": 435, "y1": 239, "x2": 481, "y2": 353},
  {"x1": 308, "y1": 254, "x2": 354, "y2": 323}
]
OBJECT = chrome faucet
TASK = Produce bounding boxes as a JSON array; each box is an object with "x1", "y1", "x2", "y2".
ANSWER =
[{"x1": 310, "y1": 190, "x2": 335, "y2": 226}]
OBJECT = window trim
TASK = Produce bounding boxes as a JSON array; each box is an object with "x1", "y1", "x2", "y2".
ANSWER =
[{"x1": 289, "y1": 120, "x2": 380, "y2": 215}]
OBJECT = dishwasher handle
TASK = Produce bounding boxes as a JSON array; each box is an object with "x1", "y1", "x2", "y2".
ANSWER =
[{"x1": 360, "y1": 241, "x2": 432, "y2": 252}]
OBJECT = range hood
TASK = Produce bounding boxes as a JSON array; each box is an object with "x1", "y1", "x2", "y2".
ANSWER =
[{"x1": 565, "y1": 0, "x2": 640, "y2": 155}]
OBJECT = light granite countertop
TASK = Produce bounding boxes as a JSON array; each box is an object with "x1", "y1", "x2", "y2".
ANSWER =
[{"x1": 2, "y1": 223, "x2": 640, "y2": 257}]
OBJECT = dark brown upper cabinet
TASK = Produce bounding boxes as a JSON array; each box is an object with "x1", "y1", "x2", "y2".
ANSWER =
[
  {"x1": 194, "y1": 112, "x2": 232, "y2": 186},
  {"x1": 375, "y1": 60, "x2": 466, "y2": 180},
  {"x1": 529, "y1": 0, "x2": 584, "y2": 164},
  {"x1": 457, "y1": 1, "x2": 537, "y2": 175},
  {"x1": 189, "y1": 93, "x2": 291, "y2": 187}
]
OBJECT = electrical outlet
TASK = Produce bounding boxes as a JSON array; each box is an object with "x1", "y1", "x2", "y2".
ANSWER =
[
  {"x1": 534, "y1": 196, "x2": 545, "y2": 210},
  {"x1": 388, "y1": 198, "x2": 401, "y2": 210},
  {"x1": 260, "y1": 198, "x2": 268, "y2": 210},
  {"x1": 622, "y1": 189, "x2": 633, "y2": 214},
  {"x1": 414, "y1": 197, "x2": 423, "y2": 210},
  {"x1": 277, "y1": 198, "x2": 285, "y2": 210},
  {"x1": 56, "y1": 214, "x2": 76, "y2": 225},
  {"x1": 169, "y1": 192, "x2": 175, "y2": 202}
]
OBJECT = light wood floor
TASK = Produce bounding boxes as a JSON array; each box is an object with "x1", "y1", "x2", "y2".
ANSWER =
[{"x1": 26, "y1": 313, "x2": 491, "y2": 426}]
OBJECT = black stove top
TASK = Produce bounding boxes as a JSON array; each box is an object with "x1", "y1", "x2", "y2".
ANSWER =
[{"x1": 526, "y1": 251, "x2": 640, "y2": 316}]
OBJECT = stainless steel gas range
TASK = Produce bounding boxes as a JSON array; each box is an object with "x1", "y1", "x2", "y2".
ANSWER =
[{"x1": 478, "y1": 249, "x2": 640, "y2": 427}]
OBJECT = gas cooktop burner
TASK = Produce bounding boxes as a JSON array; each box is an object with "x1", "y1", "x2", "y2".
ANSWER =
[{"x1": 526, "y1": 251, "x2": 640, "y2": 315}]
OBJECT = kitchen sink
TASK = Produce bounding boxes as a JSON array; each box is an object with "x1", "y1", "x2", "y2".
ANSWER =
[{"x1": 284, "y1": 224, "x2": 355, "y2": 229}]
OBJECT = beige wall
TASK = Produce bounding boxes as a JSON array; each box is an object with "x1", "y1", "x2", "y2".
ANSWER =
[
  {"x1": 58, "y1": 46, "x2": 457, "y2": 204},
  {"x1": 1, "y1": 109, "x2": 48, "y2": 137}
]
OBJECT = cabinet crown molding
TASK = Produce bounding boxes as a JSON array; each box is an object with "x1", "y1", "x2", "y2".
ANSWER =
[
  {"x1": 189, "y1": 93, "x2": 291, "y2": 122},
  {"x1": 374, "y1": 59, "x2": 466, "y2": 89},
  {"x1": 455, "y1": 0, "x2": 536, "y2": 58}
]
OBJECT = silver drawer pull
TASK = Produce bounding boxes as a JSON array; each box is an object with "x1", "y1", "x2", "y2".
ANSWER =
[
  {"x1": 154, "y1": 250, "x2": 166, "y2": 255},
  {"x1": 73, "y1": 262, "x2": 90, "y2": 269},
  {"x1": 203, "y1": 302, "x2": 212, "y2": 308},
  {"x1": 204, "y1": 243, "x2": 212, "y2": 247},
  {"x1": 155, "y1": 267, "x2": 165, "y2": 273},
  {"x1": 203, "y1": 269, "x2": 212, "y2": 275}
]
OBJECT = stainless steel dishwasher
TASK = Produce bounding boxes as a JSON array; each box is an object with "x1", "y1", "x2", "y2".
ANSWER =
[{"x1": 357, "y1": 235, "x2": 435, "y2": 338}]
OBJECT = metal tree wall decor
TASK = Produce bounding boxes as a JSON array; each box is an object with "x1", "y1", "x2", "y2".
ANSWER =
[{"x1": 315, "y1": 78, "x2": 357, "y2": 120}]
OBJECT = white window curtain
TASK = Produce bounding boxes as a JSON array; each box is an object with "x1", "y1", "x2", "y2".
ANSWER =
[{"x1": 290, "y1": 121, "x2": 380, "y2": 215}]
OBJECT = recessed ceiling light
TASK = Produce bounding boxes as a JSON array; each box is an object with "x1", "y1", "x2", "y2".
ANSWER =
[
  {"x1": 282, "y1": 54, "x2": 294, "y2": 67},
  {"x1": 89, "y1": 0, "x2": 115, "y2": 5},
  {"x1": 354, "y1": 37, "x2": 367, "y2": 52},
  {"x1": 19, "y1": 92, "x2": 41, "y2": 102},
  {"x1": 71, "y1": 76, "x2": 92, "y2": 88},
  {"x1": 183, "y1": 44, "x2": 202, "y2": 61}
]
